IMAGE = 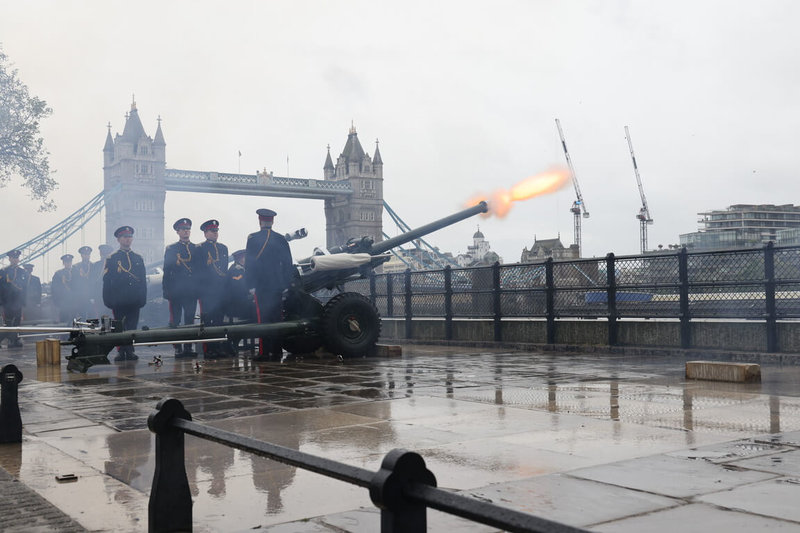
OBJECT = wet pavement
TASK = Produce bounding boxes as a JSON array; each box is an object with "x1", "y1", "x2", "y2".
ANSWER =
[{"x1": 1, "y1": 342, "x2": 800, "y2": 531}]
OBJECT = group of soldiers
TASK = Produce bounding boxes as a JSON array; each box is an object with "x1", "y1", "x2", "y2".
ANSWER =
[
  {"x1": 104, "y1": 208, "x2": 294, "y2": 362},
  {"x1": 0, "y1": 250, "x2": 42, "y2": 348},
  {"x1": 1, "y1": 208, "x2": 296, "y2": 362}
]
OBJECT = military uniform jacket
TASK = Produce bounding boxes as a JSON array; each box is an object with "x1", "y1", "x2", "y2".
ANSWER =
[
  {"x1": 51, "y1": 267, "x2": 73, "y2": 308},
  {"x1": 72, "y1": 260, "x2": 95, "y2": 303},
  {"x1": 90, "y1": 260, "x2": 106, "y2": 302},
  {"x1": 25, "y1": 275, "x2": 42, "y2": 307},
  {"x1": 196, "y1": 240, "x2": 229, "y2": 291},
  {"x1": 162, "y1": 241, "x2": 199, "y2": 300},
  {"x1": 225, "y1": 262, "x2": 251, "y2": 318},
  {"x1": 245, "y1": 229, "x2": 295, "y2": 295},
  {"x1": 1, "y1": 265, "x2": 28, "y2": 307},
  {"x1": 103, "y1": 249, "x2": 147, "y2": 309}
]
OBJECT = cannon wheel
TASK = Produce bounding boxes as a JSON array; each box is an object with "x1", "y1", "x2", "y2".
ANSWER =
[{"x1": 321, "y1": 292, "x2": 380, "y2": 357}]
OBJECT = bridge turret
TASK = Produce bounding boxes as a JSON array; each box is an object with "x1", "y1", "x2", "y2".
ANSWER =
[
  {"x1": 103, "y1": 123, "x2": 114, "y2": 168},
  {"x1": 323, "y1": 144, "x2": 334, "y2": 180},
  {"x1": 373, "y1": 139, "x2": 383, "y2": 180}
]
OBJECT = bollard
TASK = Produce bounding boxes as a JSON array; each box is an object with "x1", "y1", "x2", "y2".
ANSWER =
[
  {"x1": 370, "y1": 449, "x2": 437, "y2": 532},
  {"x1": 147, "y1": 398, "x2": 193, "y2": 533},
  {"x1": 0, "y1": 364, "x2": 23, "y2": 444}
]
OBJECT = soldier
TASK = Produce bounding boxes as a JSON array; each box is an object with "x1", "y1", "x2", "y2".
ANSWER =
[
  {"x1": 0, "y1": 250, "x2": 28, "y2": 348},
  {"x1": 163, "y1": 218, "x2": 199, "y2": 357},
  {"x1": 245, "y1": 208, "x2": 296, "y2": 361},
  {"x1": 197, "y1": 219, "x2": 229, "y2": 356},
  {"x1": 92, "y1": 244, "x2": 115, "y2": 316},
  {"x1": 51, "y1": 254, "x2": 75, "y2": 324},
  {"x1": 72, "y1": 245, "x2": 95, "y2": 318},
  {"x1": 103, "y1": 226, "x2": 147, "y2": 362},
  {"x1": 225, "y1": 249, "x2": 255, "y2": 353},
  {"x1": 22, "y1": 263, "x2": 42, "y2": 320}
]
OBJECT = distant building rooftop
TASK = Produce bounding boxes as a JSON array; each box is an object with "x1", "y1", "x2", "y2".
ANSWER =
[{"x1": 680, "y1": 204, "x2": 800, "y2": 251}]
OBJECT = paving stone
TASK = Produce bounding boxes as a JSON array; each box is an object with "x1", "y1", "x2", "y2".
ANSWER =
[
  {"x1": 568, "y1": 454, "x2": 777, "y2": 498},
  {"x1": 592, "y1": 503, "x2": 800, "y2": 532}
]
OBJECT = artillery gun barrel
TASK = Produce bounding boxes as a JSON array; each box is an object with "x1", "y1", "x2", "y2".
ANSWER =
[
  {"x1": 66, "y1": 320, "x2": 313, "y2": 351},
  {"x1": 370, "y1": 201, "x2": 488, "y2": 255}
]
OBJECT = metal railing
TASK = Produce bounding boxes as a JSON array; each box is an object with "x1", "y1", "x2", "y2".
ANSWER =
[
  {"x1": 349, "y1": 243, "x2": 800, "y2": 351},
  {"x1": 147, "y1": 397, "x2": 587, "y2": 533}
]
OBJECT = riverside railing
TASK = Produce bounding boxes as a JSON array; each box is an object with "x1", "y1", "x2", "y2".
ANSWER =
[
  {"x1": 348, "y1": 243, "x2": 800, "y2": 351},
  {"x1": 148, "y1": 397, "x2": 588, "y2": 533}
]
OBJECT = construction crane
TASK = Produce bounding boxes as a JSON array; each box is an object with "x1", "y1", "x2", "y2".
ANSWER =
[
  {"x1": 555, "y1": 118, "x2": 589, "y2": 255},
  {"x1": 624, "y1": 126, "x2": 653, "y2": 254}
]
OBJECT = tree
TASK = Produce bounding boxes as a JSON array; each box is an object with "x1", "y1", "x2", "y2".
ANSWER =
[{"x1": 0, "y1": 45, "x2": 57, "y2": 210}]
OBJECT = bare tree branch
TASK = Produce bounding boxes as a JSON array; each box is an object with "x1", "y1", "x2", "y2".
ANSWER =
[{"x1": 0, "y1": 45, "x2": 58, "y2": 211}]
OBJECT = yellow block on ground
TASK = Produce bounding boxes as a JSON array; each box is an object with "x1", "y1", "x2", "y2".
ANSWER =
[
  {"x1": 686, "y1": 360, "x2": 761, "y2": 383},
  {"x1": 35, "y1": 339, "x2": 61, "y2": 367}
]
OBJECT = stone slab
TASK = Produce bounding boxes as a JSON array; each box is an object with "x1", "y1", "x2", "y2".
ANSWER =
[
  {"x1": 686, "y1": 360, "x2": 761, "y2": 382},
  {"x1": 592, "y1": 502, "x2": 800, "y2": 532},
  {"x1": 567, "y1": 454, "x2": 777, "y2": 498}
]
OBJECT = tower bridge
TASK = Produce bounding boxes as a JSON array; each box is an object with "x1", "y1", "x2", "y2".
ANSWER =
[
  {"x1": 2, "y1": 101, "x2": 456, "y2": 271},
  {"x1": 103, "y1": 101, "x2": 384, "y2": 264}
]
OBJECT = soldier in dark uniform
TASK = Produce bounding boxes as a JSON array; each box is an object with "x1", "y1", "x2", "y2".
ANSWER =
[
  {"x1": 0, "y1": 250, "x2": 28, "y2": 348},
  {"x1": 225, "y1": 249, "x2": 255, "y2": 353},
  {"x1": 196, "y1": 219, "x2": 229, "y2": 356},
  {"x1": 22, "y1": 263, "x2": 42, "y2": 320},
  {"x1": 92, "y1": 244, "x2": 115, "y2": 316},
  {"x1": 103, "y1": 226, "x2": 147, "y2": 362},
  {"x1": 245, "y1": 208, "x2": 296, "y2": 361},
  {"x1": 163, "y1": 218, "x2": 199, "y2": 357},
  {"x1": 51, "y1": 254, "x2": 75, "y2": 324},
  {"x1": 72, "y1": 245, "x2": 95, "y2": 318}
]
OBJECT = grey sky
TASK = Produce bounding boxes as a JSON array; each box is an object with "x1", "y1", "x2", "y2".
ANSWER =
[{"x1": 1, "y1": 1, "x2": 798, "y2": 277}]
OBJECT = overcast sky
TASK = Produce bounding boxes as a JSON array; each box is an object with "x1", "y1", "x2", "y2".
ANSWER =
[{"x1": 1, "y1": 1, "x2": 798, "y2": 277}]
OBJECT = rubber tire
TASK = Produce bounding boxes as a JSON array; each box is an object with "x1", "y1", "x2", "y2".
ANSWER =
[{"x1": 321, "y1": 292, "x2": 381, "y2": 358}]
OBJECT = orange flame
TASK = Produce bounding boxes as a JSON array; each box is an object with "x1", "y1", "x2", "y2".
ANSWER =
[{"x1": 466, "y1": 167, "x2": 570, "y2": 219}]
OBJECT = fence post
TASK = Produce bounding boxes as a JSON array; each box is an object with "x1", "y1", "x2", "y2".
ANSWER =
[
  {"x1": 405, "y1": 269, "x2": 412, "y2": 340},
  {"x1": 370, "y1": 448, "x2": 437, "y2": 533},
  {"x1": 764, "y1": 241, "x2": 778, "y2": 352},
  {"x1": 545, "y1": 258, "x2": 555, "y2": 344},
  {"x1": 492, "y1": 262, "x2": 502, "y2": 342},
  {"x1": 444, "y1": 266, "x2": 453, "y2": 341},
  {"x1": 606, "y1": 253, "x2": 618, "y2": 346},
  {"x1": 678, "y1": 247, "x2": 691, "y2": 349},
  {"x1": 0, "y1": 364, "x2": 23, "y2": 444},
  {"x1": 148, "y1": 398, "x2": 193, "y2": 533},
  {"x1": 387, "y1": 274, "x2": 394, "y2": 318},
  {"x1": 369, "y1": 270, "x2": 377, "y2": 307}
]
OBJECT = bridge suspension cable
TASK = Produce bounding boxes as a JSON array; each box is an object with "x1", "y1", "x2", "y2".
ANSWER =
[
  {"x1": 0, "y1": 186, "x2": 117, "y2": 268},
  {"x1": 382, "y1": 201, "x2": 460, "y2": 269}
]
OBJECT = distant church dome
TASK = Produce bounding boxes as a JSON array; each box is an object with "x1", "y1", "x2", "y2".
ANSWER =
[{"x1": 473, "y1": 226, "x2": 484, "y2": 239}]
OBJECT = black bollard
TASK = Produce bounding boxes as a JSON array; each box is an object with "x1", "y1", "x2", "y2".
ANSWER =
[
  {"x1": 370, "y1": 448, "x2": 437, "y2": 532},
  {"x1": 0, "y1": 364, "x2": 23, "y2": 444},
  {"x1": 147, "y1": 398, "x2": 193, "y2": 533}
]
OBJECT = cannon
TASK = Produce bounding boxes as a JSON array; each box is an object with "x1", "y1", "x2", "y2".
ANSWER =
[{"x1": 3, "y1": 202, "x2": 488, "y2": 372}]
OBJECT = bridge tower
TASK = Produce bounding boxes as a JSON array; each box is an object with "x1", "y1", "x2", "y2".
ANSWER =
[
  {"x1": 324, "y1": 125, "x2": 384, "y2": 249},
  {"x1": 103, "y1": 100, "x2": 166, "y2": 264}
]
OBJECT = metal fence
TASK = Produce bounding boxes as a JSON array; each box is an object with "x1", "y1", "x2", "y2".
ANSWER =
[
  {"x1": 346, "y1": 243, "x2": 800, "y2": 350},
  {"x1": 148, "y1": 398, "x2": 587, "y2": 533}
]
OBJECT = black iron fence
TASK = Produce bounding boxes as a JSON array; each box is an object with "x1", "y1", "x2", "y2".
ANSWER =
[
  {"x1": 347, "y1": 243, "x2": 800, "y2": 350},
  {"x1": 148, "y1": 397, "x2": 587, "y2": 533}
]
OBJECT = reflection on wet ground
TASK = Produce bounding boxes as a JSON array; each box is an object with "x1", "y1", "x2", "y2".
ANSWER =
[{"x1": 2, "y1": 344, "x2": 800, "y2": 531}]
